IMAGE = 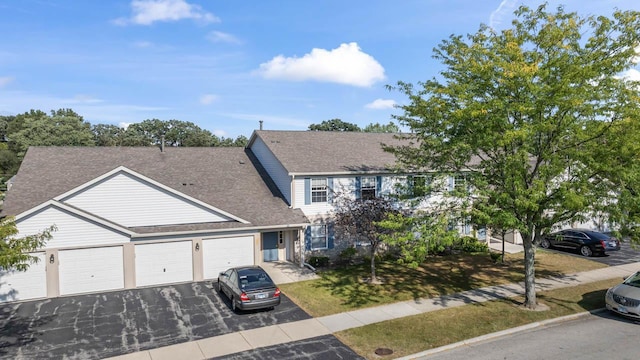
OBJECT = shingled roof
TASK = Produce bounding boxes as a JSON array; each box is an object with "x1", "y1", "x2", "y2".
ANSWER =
[
  {"x1": 250, "y1": 130, "x2": 410, "y2": 174},
  {"x1": 2, "y1": 146, "x2": 308, "y2": 233}
]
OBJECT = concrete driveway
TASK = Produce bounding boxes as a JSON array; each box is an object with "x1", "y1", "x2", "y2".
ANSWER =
[{"x1": 0, "y1": 281, "x2": 311, "y2": 359}]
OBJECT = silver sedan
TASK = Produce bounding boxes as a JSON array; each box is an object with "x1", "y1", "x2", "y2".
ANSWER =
[{"x1": 606, "y1": 270, "x2": 640, "y2": 319}]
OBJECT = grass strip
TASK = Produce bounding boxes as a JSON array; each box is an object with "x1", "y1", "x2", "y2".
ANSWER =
[{"x1": 334, "y1": 278, "x2": 620, "y2": 360}]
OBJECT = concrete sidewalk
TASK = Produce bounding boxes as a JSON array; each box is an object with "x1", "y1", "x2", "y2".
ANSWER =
[{"x1": 106, "y1": 262, "x2": 640, "y2": 360}]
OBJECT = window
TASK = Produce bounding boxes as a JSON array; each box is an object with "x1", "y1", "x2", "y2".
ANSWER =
[
  {"x1": 311, "y1": 178, "x2": 327, "y2": 203},
  {"x1": 453, "y1": 174, "x2": 467, "y2": 191},
  {"x1": 310, "y1": 224, "x2": 327, "y2": 249},
  {"x1": 361, "y1": 176, "x2": 377, "y2": 200}
]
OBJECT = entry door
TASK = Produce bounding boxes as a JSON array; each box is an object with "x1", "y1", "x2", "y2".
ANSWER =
[{"x1": 263, "y1": 232, "x2": 279, "y2": 262}]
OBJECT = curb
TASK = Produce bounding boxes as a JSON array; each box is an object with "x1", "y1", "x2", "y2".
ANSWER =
[{"x1": 395, "y1": 308, "x2": 608, "y2": 360}]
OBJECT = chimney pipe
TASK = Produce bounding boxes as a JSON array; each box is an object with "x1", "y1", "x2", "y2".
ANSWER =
[
  {"x1": 259, "y1": 120, "x2": 263, "y2": 130},
  {"x1": 161, "y1": 135, "x2": 165, "y2": 152}
]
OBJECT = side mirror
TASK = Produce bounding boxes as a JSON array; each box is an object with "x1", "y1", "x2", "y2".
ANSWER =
[{"x1": 219, "y1": 272, "x2": 227, "y2": 278}]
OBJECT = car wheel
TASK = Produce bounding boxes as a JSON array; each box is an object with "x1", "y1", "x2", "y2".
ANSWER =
[
  {"x1": 216, "y1": 280, "x2": 221, "y2": 293},
  {"x1": 580, "y1": 245, "x2": 593, "y2": 257},
  {"x1": 540, "y1": 239, "x2": 551, "y2": 249},
  {"x1": 231, "y1": 296, "x2": 238, "y2": 313}
]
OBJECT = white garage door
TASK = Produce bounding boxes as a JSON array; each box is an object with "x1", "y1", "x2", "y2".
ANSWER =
[
  {"x1": 202, "y1": 236, "x2": 254, "y2": 279},
  {"x1": 135, "y1": 241, "x2": 193, "y2": 287},
  {"x1": 0, "y1": 252, "x2": 47, "y2": 303},
  {"x1": 59, "y1": 247, "x2": 124, "y2": 296}
]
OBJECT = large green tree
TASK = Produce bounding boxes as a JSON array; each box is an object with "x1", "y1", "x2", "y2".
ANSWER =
[
  {"x1": 308, "y1": 119, "x2": 361, "y2": 131},
  {"x1": 363, "y1": 121, "x2": 400, "y2": 133},
  {"x1": 8, "y1": 109, "x2": 95, "y2": 158},
  {"x1": 389, "y1": 4, "x2": 640, "y2": 308}
]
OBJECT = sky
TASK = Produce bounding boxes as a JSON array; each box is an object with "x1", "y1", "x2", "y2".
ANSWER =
[{"x1": 1, "y1": 0, "x2": 639, "y2": 139}]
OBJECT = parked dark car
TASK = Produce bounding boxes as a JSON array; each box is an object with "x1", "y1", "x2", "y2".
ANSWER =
[
  {"x1": 606, "y1": 270, "x2": 640, "y2": 319},
  {"x1": 539, "y1": 229, "x2": 620, "y2": 257},
  {"x1": 217, "y1": 265, "x2": 281, "y2": 312}
]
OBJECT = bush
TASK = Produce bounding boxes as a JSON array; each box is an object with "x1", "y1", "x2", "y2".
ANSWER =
[
  {"x1": 455, "y1": 236, "x2": 489, "y2": 254},
  {"x1": 339, "y1": 246, "x2": 357, "y2": 261},
  {"x1": 490, "y1": 251, "x2": 503, "y2": 263},
  {"x1": 308, "y1": 256, "x2": 330, "y2": 268}
]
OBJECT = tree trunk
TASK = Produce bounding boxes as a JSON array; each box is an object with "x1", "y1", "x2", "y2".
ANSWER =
[
  {"x1": 522, "y1": 233, "x2": 537, "y2": 309},
  {"x1": 370, "y1": 243, "x2": 377, "y2": 283}
]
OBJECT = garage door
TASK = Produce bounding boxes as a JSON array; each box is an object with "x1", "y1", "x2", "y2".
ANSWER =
[
  {"x1": 59, "y1": 247, "x2": 124, "y2": 296},
  {"x1": 0, "y1": 252, "x2": 47, "y2": 303},
  {"x1": 202, "y1": 236, "x2": 254, "y2": 279},
  {"x1": 135, "y1": 241, "x2": 193, "y2": 287}
]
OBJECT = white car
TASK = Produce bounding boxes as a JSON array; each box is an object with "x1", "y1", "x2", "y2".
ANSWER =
[{"x1": 606, "y1": 271, "x2": 640, "y2": 319}]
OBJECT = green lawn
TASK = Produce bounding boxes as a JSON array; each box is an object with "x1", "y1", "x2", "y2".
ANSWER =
[
  {"x1": 279, "y1": 250, "x2": 607, "y2": 317},
  {"x1": 335, "y1": 278, "x2": 620, "y2": 359}
]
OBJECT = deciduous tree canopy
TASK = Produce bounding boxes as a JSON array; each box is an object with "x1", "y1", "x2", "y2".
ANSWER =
[{"x1": 388, "y1": 4, "x2": 640, "y2": 308}]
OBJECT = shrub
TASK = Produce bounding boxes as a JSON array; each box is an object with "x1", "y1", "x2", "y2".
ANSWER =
[
  {"x1": 456, "y1": 236, "x2": 489, "y2": 254},
  {"x1": 308, "y1": 256, "x2": 330, "y2": 268}
]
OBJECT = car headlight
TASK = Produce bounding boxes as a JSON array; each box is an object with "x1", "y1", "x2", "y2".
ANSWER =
[{"x1": 606, "y1": 288, "x2": 613, "y2": 300}]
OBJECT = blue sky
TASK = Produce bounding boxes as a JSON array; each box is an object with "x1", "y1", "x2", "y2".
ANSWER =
[{"x1": 1, "y1": 0, "x2": 639, "y2": 138}]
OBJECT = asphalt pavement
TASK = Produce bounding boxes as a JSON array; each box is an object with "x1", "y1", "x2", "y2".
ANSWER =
[
  {"x1": 0, "y1": 281, "x2": 311, "y2": 359},
  {"x1": 408, "y1": 311, "x2": 640, "y2": 360}
]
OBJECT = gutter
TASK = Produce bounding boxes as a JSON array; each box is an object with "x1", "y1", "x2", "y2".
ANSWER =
[{"x1": 130, "y1": 223, "x2": 310, "y2": 239}]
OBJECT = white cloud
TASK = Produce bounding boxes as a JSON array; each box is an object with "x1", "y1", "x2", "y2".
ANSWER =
[
  {"x1": 119, "y1": 122, "x2": 132, "y2": 129},
  {"x1": 365, "y1": 98, "x2": 396, "y2": 110},
  {"x1": 206, "y1": 31, "x2": 241, "y2": 44},
  {"x1": 489, "y1": 0, "x2": 517, "y2": 29},
  {"x1": 0, "y1": 77, "x2": 14, "y2": 88},
  {"x1": 132, "y1": 41, "x2": 154, "y2": 48},
  {"x1": 199, "y1": 94, "x2": 219, "y2": 105},
  {"x1": 620, "y1": 68, "x2": 640, "y2": 82},
  {"x1": 114, "y1": 0, "x2": 220, "y2": 26},
  {"x1": 256, "y1": 42, "x2": 385, "y2": 87},
  {"x1": 212, "y1": 129, "x2": 227, "y2": 137}
]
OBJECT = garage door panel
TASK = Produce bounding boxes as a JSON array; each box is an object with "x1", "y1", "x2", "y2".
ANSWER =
[
  {"x1": 59, "y1": 247, "x2": 124, "y2": 295},
  {"x1": 0, "y1": 252, "x2": 47, "y2": 303},
  {"x1": 203, "y1": 236, "x2": 254, "y2": 279},
  {"x1": 135, "y1": 241, "x2": 193, "y2": 287}
]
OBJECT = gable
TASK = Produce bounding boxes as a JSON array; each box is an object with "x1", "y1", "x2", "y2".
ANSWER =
[
  {"x1": 58, "y1": 170, "x2": 238, "y2": 227},
  {"x1": 17, "y1": 204, "x2": 130, "y2": 249}
]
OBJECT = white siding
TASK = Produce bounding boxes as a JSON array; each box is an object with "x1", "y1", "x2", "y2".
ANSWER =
[
  {"x1": 249, "y1": 137, "x2": 292, "y2": 203},
  {"x1": 58, "y1": 246, "x2": 125, "y2": 295},
  {"x1": 64, "y1": 172, "x2": 230, "y2": 227},
  {"x1": 17, "y1": 206, "x2": 129, "y2": 249},
  {"x1": 0, "y1": 252, "x2": 47, "y2": 302}
]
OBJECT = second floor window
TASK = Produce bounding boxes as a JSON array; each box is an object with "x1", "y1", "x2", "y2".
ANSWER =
[
  {"x1": 361, "y1": 176, "x2": 377, "y2": 200},
  {"x1": 311, "y1": 178, "x2": 327, "y2": 203}
]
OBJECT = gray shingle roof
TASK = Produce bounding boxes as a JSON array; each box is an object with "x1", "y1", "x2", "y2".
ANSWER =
[
  {"x1": 251, "y1": 130, "x2": 410, "y2": 174},
  {"x1": 2, "y1": 146, "x2": 308, "y2": 232}
]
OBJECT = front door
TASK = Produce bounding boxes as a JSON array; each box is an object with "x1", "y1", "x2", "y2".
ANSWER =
[{"x1": 263, "y1": 232, "x2": 279, "y2": 262}]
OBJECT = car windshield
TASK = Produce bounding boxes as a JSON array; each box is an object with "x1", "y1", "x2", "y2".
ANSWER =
[
  {"x1": 623, "y1": 272, "x2": 640, "y2": 288},
  {"x1": 238, "y1": 270, "x2": 274, "y2": 290}
]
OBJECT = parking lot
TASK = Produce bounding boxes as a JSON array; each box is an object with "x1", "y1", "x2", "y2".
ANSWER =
[
  {"x1": 545, "y1": 240, "x2": 640, "y2": 267},
  {"x1": 0, "y1": 280, "x2": 313, "y2": 359}
]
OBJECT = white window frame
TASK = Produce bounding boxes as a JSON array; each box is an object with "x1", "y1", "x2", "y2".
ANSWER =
[
  {"x1": 311, "y1": 178, "x2": 328, "y2": 203},
  {"x1": 361, "y1": 176, "x2": 377, "y2": 200},
  {"x1": 310, "y1": 224, "x2": 328, "y2": 250}
]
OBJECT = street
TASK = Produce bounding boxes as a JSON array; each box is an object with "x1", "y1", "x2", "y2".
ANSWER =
[{"x1": 422, "y1": 311, "x2": 639, "y2": 360}]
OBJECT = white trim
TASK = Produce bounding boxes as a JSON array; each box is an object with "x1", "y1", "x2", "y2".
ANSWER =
[
  {"x1": 130, "y1": 223, "x2": 310, "y2": 239},
  {"x1": 15, "y1": 200, "x2": 135, "y2": 236},
  {"x1": 53, "y1": 166, "x2": 250, "y2": 224}
]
